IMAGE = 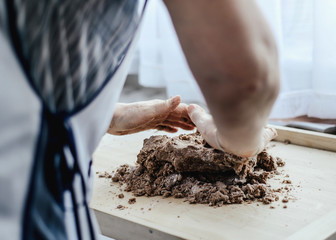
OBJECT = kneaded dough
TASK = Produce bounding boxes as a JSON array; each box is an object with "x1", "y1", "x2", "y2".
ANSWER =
[
  {"x1": 137, "y1": 133, "x2": 256, "y2": 179},
  {"x1": 112, "y1": 132, "x2": 283, "y2": 206}
]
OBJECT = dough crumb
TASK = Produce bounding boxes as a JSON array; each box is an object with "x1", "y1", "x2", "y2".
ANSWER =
[
  {"x1": 276, "y1": 157, "x2": 285, "y2": 167},
  {"x1": 128, "y1": 198, "x2": 136, "y2": 204},
  {"x1": 282, "y1": 179, "x2": 292, "y2": 184},
  {"x1": 98, "y1": 171, "x2": 112, "y2": 178},
  {"x1": 116, "y1": 205, "x2": 125, "y2": 210}
]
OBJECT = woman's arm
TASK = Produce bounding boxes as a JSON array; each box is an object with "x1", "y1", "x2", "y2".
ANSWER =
[
  {"x1": 107, "y1": 96, "x2": 195, "y2": 135},
  {"x1": 164, "y1": 0, "x2": 280, "y2": 156}
]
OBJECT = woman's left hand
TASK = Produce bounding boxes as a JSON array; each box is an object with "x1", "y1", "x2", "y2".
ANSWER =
[{"x1": 107, "y1": 96, "x2": 195, "y2": 135}]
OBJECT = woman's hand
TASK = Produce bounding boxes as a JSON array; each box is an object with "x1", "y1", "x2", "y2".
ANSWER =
[
  {"x1": 188, "y1": 104, "x2": 277, "y2": 157},
  {"x1": 107, "y1": 96, "x2": 195, "y2": 135}
]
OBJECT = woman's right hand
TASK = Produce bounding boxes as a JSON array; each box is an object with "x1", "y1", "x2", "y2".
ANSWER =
[{"x1": 187, "y1": 104, "x2": 278, "y2": 157}]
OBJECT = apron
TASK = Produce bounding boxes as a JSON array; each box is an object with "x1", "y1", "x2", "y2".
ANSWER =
[{"x1": 0, "y1": 0, "x2": 146, "y2": 239}]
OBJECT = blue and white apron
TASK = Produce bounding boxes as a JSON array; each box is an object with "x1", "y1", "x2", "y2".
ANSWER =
[{"x1": 0, "y1": 1, "x2": 146, "y2": 239}]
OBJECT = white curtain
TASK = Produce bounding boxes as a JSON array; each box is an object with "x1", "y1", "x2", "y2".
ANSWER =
[
  {"x1": 136, "y1": 0, "x2": 205, "y2": 104},
  {"x1": 136, "y1": 0, "x2": 336, "y2": 118}
]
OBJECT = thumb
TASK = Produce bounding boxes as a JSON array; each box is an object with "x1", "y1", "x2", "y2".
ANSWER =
[
  {"x1": 188, "y1": 104, "x2": 216, "y2": 138},
  {"x1": 166, "y1": 95, "x2": 181, "y2": 111},
  {"x1": 188, "y1": 104, "x2": 219, "y2": 149},
  {"x1": 187, "y1": 104, "x2": 207, "y2": 126}
]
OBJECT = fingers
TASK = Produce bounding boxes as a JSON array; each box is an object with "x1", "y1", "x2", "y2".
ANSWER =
[
  {"x1": 168, "y1": 101, "x2": 193, "y2": 118},
  {"x1": 262, "y1": 127, "x2": 278, "y2": 144},
  {"x1": 165, "y1": 98, "x2": 195, "y2": 127},
  {"x1": 153, "y1": 98, "x2": 196, "y2": 132},
  {"x1": 162, "y1": 120, "x2": 195, "y2": 130},
  {"x1": 156, "y1": 125, "x2": 178, "y2": 133},
  {"x1": 187, "y1": 104, "x2": 210, "y2": 130},
  {"x1": 164, "y1": 95, "x2": 181, "y2": 112},
  {"x1": 110, "y1": 96, "x2": 197, "y2": 135}
]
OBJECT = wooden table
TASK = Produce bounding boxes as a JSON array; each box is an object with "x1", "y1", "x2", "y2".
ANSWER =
[{"x1": 91, "y1": 128, "x2": 336, "y2": 240}]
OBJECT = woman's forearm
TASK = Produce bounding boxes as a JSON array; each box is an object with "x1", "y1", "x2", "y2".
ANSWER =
[{"x1": 164, "y1": 0, "x2": 280, "y2": 155}]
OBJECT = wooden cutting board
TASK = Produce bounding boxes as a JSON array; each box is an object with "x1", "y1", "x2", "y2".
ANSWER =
[{"x1": 90, "y1": 129, "x2": 336, "y2": 240}]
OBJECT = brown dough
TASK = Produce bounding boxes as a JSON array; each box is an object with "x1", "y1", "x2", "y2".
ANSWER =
[
  {"x1": 137, "y1": 133, "x2": 256, "y2": 179},
  {"x1": 112, "y1": 132, "x2": 284, "y2": 206}
]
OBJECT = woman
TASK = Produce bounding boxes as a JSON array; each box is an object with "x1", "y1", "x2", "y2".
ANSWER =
[{"x1": 0, "y1": 0, "x2": 278, "y2": 239}]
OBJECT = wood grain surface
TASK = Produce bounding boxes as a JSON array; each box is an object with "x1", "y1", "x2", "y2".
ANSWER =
[
  {"x1": 90, "y1": 130, "x2": 336, "y2": 240},
  {"x1": 271, "y1": 125, "x2": 336, "y2": 152}
]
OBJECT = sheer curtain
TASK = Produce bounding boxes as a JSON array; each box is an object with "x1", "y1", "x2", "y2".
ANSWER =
[
  {"x1": 137, "y1": 0, "x2": 205, "y2": 103},
  {"x1": 136, "y1": 0, "x2": 336, "y2": 118}
]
